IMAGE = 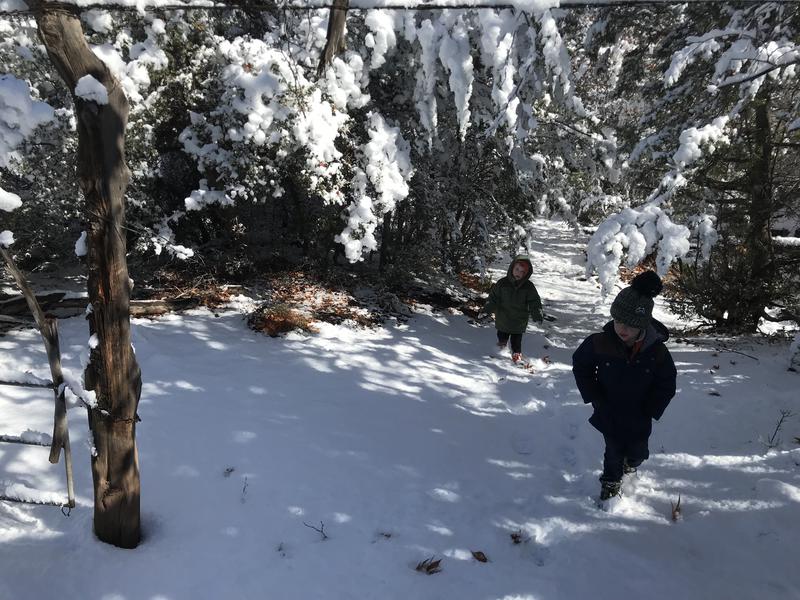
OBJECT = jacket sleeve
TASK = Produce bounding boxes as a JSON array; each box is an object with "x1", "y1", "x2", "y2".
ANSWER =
[
  {"x1": 527, "y1": 284, "x2": 543, "y2": 323},
  {"x1": 484, "y1": 281, "x2": 500, "y2": 314},
  {"x1": 647, "y1": 346, "x2": 677, "y2": 420},
  {"x1": 572, "y1": 336, "x2": 604, "y2": 405}
]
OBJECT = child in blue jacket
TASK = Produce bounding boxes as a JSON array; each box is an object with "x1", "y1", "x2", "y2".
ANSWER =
[{"x1": 572, "y1": 271, "x2": 677, "y2": 500}]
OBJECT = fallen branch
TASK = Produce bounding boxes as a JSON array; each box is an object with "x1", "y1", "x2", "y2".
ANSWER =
[
  {"x1": 0, "y1": 379, "x2": 53, "y2": 389},
  {"x1": 767, "y1": 410, "x2": 795, "y2": 448},
  {"x1": 1, "y1": 294, "x2": 204, "y2": 318},
  {"x1": 303, "y1": 520, "x2": 328, "y2": 540},
  {"x1": 715, "y1": 346, "x2": 760, "y2": 362}
]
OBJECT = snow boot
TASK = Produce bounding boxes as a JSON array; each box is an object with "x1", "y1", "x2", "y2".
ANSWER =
[
  {"x1": 623, "y1": 459, "x2": 637, "y2": 476},
  {"x1": 512, "y1": 352, "x2": 522, "y2": 363},
  {"x1": 599, "y1": 480, "x2": 621, "y2": 501}
]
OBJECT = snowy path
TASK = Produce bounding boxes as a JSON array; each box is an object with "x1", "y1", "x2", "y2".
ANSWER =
[{"x1": 1, "y1": 221, "x2": 799, "y2": 600}]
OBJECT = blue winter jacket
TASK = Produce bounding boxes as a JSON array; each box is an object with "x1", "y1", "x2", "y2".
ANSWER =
[{"x1": 572, "y1": 319, "x2": 677, "y2": 441}]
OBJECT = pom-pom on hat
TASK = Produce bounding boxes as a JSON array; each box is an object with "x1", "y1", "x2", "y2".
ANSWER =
[{"x1": 610, "y1": 271, "x2": 663, "y2": 329}]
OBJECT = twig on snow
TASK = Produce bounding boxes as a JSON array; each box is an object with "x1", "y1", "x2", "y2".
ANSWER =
[{"x1": 303, "y1": 520, "x2": 328, "y2": 540}]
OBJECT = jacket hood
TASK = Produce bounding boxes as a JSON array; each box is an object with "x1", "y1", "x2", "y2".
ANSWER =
[
  {"x1": 507, "y1": 255, "x2": 533, "y2": 282},
  {"x1": 603, "y1": 318, "x2": 669, "y2": 351}
]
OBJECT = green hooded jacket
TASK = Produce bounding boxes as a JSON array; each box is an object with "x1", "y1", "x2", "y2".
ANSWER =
[{"x1": 483, "y1": 255, "x2": 543, "y2": 334}]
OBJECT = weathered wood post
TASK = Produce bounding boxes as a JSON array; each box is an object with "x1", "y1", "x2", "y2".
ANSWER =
[{"x1": 30, "y1": 1, "x2": 142, "y2": 548}]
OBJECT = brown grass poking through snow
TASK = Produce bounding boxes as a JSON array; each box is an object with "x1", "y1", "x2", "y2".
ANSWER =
[{"x1": 247, "y1": 303, "x2": 319, "y2": 337}]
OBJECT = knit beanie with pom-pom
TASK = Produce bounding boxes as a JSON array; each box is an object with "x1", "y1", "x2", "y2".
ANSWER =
[{"x1": 610, "y1": 271, "x2": 663, "y2": 329}]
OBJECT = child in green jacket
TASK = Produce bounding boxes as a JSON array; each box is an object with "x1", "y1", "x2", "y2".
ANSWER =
[{"x1": 482, "y1": 256, "x2": 543, "y2": 362}]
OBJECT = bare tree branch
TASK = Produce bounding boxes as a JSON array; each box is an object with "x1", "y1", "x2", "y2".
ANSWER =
[{"x1": 718, "y1": 59, "x2": 800, "y2": 89}]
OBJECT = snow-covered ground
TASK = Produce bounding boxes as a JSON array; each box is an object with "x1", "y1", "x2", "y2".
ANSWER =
[{"x1": 1, "y1": 221, "x2": 798, "y2": 600}]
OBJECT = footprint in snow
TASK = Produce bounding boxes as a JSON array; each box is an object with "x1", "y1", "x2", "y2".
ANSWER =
[
  {"x1": 559, "y1": 445, "x2": 578, "y2": 468},
  {"x1": 511, "y1": 431, "x2": 535, "y2": 455},
  {"x1": 563, "y1": 422, "x2": 579, "y2": 441},
  {"x1": 522, "y1": 541, "x2": 551, "y2": 567}
]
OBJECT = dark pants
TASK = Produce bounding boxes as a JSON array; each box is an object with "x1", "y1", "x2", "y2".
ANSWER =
[
  {"x1": 497, "y1": 331, "x2": 523, "y2": 353},
  {"x1": 600, "y1": 434, "x2": 649, "y2": 483}
]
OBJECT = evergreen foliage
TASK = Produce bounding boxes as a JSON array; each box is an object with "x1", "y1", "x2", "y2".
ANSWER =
[{"x1": 0, "y1": 3, "x2": 798, "y2": 331}]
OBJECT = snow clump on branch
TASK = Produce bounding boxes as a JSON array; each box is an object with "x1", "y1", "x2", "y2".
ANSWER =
[
  {"x1": 0, "y1": 74, "x2": 54, "y2": 211},
  {"x1": 439, "y1": 14, "x2": 474, "y2": 140},
  {"x1": 81, "y1": 9, "x2": 114, "y2": 34},
  {"x1": 75, "y1": 74, "x2": 109, "y2": 104},
  {"x1": 90, "y1": 18, "x2": 168, "y2": 105},
  {"x1": 587, "y1": 205, "x2": 689, "y2": 295},
  {"x1": 478, "y1": 9, "x2": 519, "y2": 145},
  {"x1": 74, "y1": 231, "x2": 88, "y2": 257},
  {"x1": 336, "y1": 112, "x2": 413, "y2": 261}
]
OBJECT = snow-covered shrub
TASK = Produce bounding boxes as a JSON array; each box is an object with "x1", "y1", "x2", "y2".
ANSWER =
[
  {"x1": 0, "y1": 11, "x2": 183, "y2": 267},
  {"x1": 2, "y1": 2, "x2": 794, "y2": 308},
  {"x1": 1, "y1": 109, "x2": 82, "y2": 268},
  {"x1": 172, "y1": 12, "x2": 420, "y2": 268},
  {"x1": 1, "y1": 4, "x2": 621, "y2": 279},
  {"x1": 171, "y1": 5, "x2": 612, "y2": 274},
  {"x1": 582, "y1": 4, "x2": 800, "y2": 333},
  {"x1": 0, "y1": 65, "x2": 65, "y2": 266}
]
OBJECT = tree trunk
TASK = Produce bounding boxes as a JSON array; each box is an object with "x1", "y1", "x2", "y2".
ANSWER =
[
  {"x1": 379, "y1": 212, "x2": 392, "y2": 272},
  {"x1": 32, "y1": 3, "x2": 142, "y2": 548},
  {"x1": 317, "y1": 0, "x2": 349, "y2": 76},
  {"x1": 735, "y1": 87, "x2": 775, "y2": 331}
]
